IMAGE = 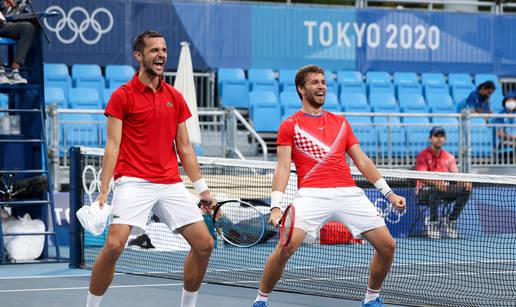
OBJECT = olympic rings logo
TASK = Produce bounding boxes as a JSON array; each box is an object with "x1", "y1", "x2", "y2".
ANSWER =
[
  {"x1": 44, "y1": 5, "x2": 114, "y2": 45},
  {"x1": 82, "y1": 165, "x2": 113, "y2": 205},
  {"x1": 374, "y1": 198, "x2": 406, "y2": 224}
]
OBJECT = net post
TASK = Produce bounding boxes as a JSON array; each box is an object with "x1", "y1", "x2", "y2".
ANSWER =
[{"x1": 69, "y1": 146, "x2": 82, "y2": 268}]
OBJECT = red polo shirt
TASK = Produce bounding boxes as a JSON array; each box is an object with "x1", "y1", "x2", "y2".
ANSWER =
[
  {"x1": 415, "y1": 147, "x2": 458, "y2": 191},
  {"x1": 105, "y1": 73, "x2": 192, "y2": 183}
]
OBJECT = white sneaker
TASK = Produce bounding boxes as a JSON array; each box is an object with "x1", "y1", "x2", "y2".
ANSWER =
[
  {"x1": 444, "y1": 218, "x2": 458, "y2": 239},
  {"x1": 8, "y1": 69, "x2": 27, "y2": 84},
  {"x1": 0, "y1": 70, "x2": 10, "y2": 84},
  {"x1": 425, "y1": 218, "x2": 441, "y2": 239}
]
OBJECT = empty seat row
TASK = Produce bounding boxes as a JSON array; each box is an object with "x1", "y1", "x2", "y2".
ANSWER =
[
  {"x1": 44, "y1": 63, "x2": 134, "y2": 108},
  {"x1": 218, "y1": 68, "x2": 503, "y2": 110}
]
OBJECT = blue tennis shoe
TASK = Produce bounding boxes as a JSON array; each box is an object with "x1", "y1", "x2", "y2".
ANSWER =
[
  {"x1": 252, "y1": 301, "x2": 268, "y2": 307},
  {"x1": 360, "y1": 297, "x2": 385, "y2": 307}
]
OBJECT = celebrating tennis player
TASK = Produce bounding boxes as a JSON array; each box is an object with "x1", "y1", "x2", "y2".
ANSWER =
[
  {"x1": 251, "y1": 65, "x2": 406, "y2": 307},
  {"x1": 86, "y1": 30, "x2": 216, "y2": 307}
]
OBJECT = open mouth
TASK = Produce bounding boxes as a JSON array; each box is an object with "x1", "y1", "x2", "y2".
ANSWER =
[{"x1": 153, "y1": 59, "x2": 164, "y2": 69}]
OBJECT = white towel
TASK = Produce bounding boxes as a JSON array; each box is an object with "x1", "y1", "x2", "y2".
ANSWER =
[{"x1": 76, "y1": 201, "x2": 112, "y2": 236}]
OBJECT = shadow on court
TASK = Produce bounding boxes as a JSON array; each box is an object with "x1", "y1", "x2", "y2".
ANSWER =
[{"x1": 0, "y1": 263, "x2": 410, "y2": 307}]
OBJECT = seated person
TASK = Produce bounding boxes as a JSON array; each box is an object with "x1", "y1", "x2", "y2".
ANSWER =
[
  {"x1": 415, "y1": 126, "x2": 472, "y2": 239},
  {"x1": 493, "y1": 94, "x2": 516, "y2": 162},
  {"x1": 458, "y1": 81, "x2": 495, "y2": 121},
  {"x1": 0, "y1": 0, "x2": 35, "y2": 84}
]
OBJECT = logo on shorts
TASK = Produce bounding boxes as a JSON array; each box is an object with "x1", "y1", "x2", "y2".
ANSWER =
[
  {"x1": 166, "y1": 101, "x2": 173, "y2": 107},
  {"x1": 111, "y1": 214, "x2": 120, "y2": 219}
]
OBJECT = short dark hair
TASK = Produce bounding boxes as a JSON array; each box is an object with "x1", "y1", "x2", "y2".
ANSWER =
[
  {"x1": 295, "y1": 65, "x2": 325, "y2": 100},
  {"x1": 477, "y1": 80, "x2": 495, "y2": 91},
  {"x1": 133, "y1": 30, "x2": 164, "y2": 53}
]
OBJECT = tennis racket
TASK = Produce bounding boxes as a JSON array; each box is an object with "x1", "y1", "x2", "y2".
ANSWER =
[
  {"x1": 278, "y1": 204, "x2": 295, "y2": 246},
  {"x1": 199, "y1": 199, "x2": 266, "y2": 248}
]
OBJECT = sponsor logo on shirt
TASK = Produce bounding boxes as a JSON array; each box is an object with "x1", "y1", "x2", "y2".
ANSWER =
[
  {"x1": 111, "y1": 214, "x2": 120, "y2": 219},
  {"x1": 166, "y1": 101, "x2": 173, "y2": 107}
]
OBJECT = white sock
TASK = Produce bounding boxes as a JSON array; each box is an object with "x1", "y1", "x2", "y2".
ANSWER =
[
  {"x1": 181, "y1": 288, "x2": 198, "y2": 307},
  {"x1": 364, "y1": 287, "x2": 380, "y2": 303},
  {"x1": 86, "y1": 291, "x2": 103, "y2": 307},
  {"x1": 254, "y1": 290, "x2": 270, "y2": 302}
]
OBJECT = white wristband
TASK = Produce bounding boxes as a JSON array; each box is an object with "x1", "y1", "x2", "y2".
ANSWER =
[
  {"x1": 374, "y1": 178, "x2": 393, "y2": 198},
  {"x1": 192, "y1": 178, "x2": 209, "y2": 194},
  {"x1": 270, "y1": 191, "x2": 283, "y2": 209}
]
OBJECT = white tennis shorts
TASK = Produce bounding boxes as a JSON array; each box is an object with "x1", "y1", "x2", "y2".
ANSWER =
[
  {"x1": 293, "y1": 186, "x2": 385, "y2": 239},
  {"x1": 110, "y1": 176, "x2": 203, "y2": 233}
]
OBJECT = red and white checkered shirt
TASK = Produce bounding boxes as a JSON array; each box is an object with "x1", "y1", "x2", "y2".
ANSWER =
[{"x1": 277, "y1": 111, "x2": 359, "y2": 188}]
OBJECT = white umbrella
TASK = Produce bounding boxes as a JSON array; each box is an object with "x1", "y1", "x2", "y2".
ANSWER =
[{"x1": 174, "y1": 41, "x2": 202, "y2": 145}]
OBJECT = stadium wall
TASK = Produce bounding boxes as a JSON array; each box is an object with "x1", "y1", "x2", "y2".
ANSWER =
[{"x1": 36, "y1": 0, "x2": 516, "y2": 75}]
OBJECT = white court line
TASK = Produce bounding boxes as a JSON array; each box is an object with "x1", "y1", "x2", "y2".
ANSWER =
[
  {"x1": 0, "y1": 273, "x2": 126, "y2": 280},
  {"x1": 0, "y1": 282, "x2": 187, "y2": 293}
]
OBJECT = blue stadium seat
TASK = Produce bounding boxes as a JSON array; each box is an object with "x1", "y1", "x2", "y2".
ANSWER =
[
  {"x1": 279, "y1": 91, "x2": 301, "y2": 118},
  {"x1": 347, "y1": 116, "x2": 375, "y2": 156},
  {"x1": 368, "y1": 83, "x2": 395, "y2": 95},
  {"x1": 421, "y1": 73, "x2": 445, "y2": 86},
  {"x1": 340, "y1": 83, "x2": 366, "y2": 95},
  {"x1": 249, "y1": 91, "x2": 281, "y2": 132},
  {"x1": 369, "y1": 93, "x2": 397, "y2": 108},
  {"x1": 72, "y1": 64, "x2": 105, "y2": 97},
  {"x1": 451, "y1": 84, "x2": 474, "y2": 104},
  {"x1": 490, "y1": 93, "x2": 504, "y2": 113},
  {"x1": 69, "y1": 88, "x2": 102, "y2": 109},
  {"x1": 403, "y1": 117, "x2": 430, "y2": 156},
  {"x1": 44, "y1": 63, "x2": 71, "y2": 106},
  {"x1": 470, "y1": 117, "x2": 493, "y2": 157},
  {"x1": 372, "y1": 103, "x2": 400, "y2": 114},
  {"x1": 279, "y1": 69, "x2": 297, "y2": 92},
  {"x1": 45, "y1": 87, "x2": 67, "y2": 108},
  {"x1": 340, "y1": 92, "x2": 368, "y2": 111},
  {"x1": 424, "y1": 84, "x2": 449, "y2": 97},
  {"x1": 399, "y1": 93, "x2": 427, "y2": 113},
  {"x1": 248, "y1": 68, "x2": 279, "y2": 97},
  {"x1": 426, "y1": 93, "x2": 454, "y2": 109},
  {"x1": 337, "y1": 71, "x2": 362, "y2": 84},
  {"x1": 59, "y1": 113, "x2": 101, "y2": 155},
  {"x1": 474, "y1": 73, "x2": 501, "y2": 88},
  {"x1": 324, "y1": 70, "x2": 337, "y2": 94},
  {"x1": 105, "y1": 65, "x2": 134, "y2": 89},
  {"x1": 366, "y1": 71, "x2": 391, "y2": 85},
  {"x1": 217, "y1": 68, "x2": 246, "y2": 91},
  {"x1": 324, "y1": 92, "x2": 340, "y2": 112},
  {"x1": 103, "y1": 88, "x2": 115, "y2": 108},
  {"x1": 393, "y1": 72, "x2": 418, "y2": 85},
  {"x1": 448, "y1": 73, "x2": 473, "y2": 87},
  {"x1": 397, "y1": 83, "x2": 422, "y2": 96},
  {"x1": 220, "y1": 81, "x2": 249, "y2": 109},
  {"x1": 373, "y1": 116, "x2": 406, "y2": 156},
  {"x1": 431, "y1": 117, "x2": 460, "y2": 156}
]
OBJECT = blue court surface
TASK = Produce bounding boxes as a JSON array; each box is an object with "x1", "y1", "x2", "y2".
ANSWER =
[{"x1": 0, "y1": 263, "x2": 409, "y2": 307}]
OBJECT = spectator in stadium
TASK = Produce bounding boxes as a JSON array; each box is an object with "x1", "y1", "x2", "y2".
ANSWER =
[
  {"x1": 251, "y1": 65, "x2": 406, "y2": 307},
  {"x1": 0, "y1": 0, "x2": 35, "y2": 84},
  {"x1": 458, "y1": 81, "x2": 495, "y2": 117},
  {"x1": 493, "y1": 94, "x2": 516, "y2": 162},
  {"x1": 86, "y1": 30, "x2": 216, "y2": 307},
  {"x1": 415, "y1": 126, "x2": 472, "y2": 240}
]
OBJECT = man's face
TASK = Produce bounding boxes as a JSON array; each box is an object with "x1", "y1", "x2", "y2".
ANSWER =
[
  {"x1": 479, "y1": 87, "x2": 494, "y2": 98},
  {"x1": 137, "y1": 36, "x2": 167, "y2": 77},
  {"x1": 430, "y1": 133, "x2": 446, "y2": 149},
  {"x1": 298, "y1": 73, "x2": 326, "y2": 108}
]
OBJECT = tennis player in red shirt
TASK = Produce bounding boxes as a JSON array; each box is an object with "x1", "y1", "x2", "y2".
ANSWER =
[
  {"x1": 251, "y1": 65, "x2": 406, "y2": 307},
  {"x1": 415, "y1": 127, "x2": 472, "y2": 239},
  {"x1": 86, "y1": 30, "x2": 216, "y2": 307}
]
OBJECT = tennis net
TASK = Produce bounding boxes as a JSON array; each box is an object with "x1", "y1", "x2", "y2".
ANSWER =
[{"x1": 70, "y1": 146, "x2": 516, "y2": 306}]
